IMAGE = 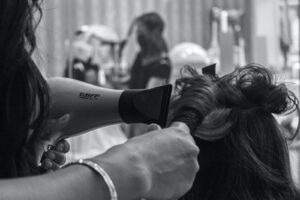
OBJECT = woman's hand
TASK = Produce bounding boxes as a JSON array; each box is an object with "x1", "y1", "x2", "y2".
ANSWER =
[
  {"x1": 93, "y1": 122, "x2": 199, "y2": 200},
  {"x1": 31, "y1": 114, "x2": 70, "y2": 171},
  {"x1": 142, "y1": 122, "x2": 199, "y2": 200}
]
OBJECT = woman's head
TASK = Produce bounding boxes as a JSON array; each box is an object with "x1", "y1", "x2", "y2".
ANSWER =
[
  {"x1": 170, "y1": 64, "x2": 300, "y2": 199},
  {"x1": 0, "y1": 0, "x2": 49, "y2": 177},
  {"x1": 135, "y1": 12, "x2": 168, "y2": 55},
  {"x1": 136, "y1": 12, "x2": 164, "y2": 35}
]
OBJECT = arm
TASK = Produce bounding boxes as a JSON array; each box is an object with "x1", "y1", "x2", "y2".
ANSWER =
[
  {"x1": 0, "y1": 123, "x2": 199, "y2": 200},
  {"x1": 0, "y1": 144, "x2": 147, "y2": 200},
  {"x1": 0, "y1": 165, "x2": 111, "y2": 200}
]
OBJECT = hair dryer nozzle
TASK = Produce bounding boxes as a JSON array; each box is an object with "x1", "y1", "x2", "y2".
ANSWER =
[
  {"x1": 202, "y1": 63, "x2": 216, "y2": 76},
  {"x1": 119, "y1": 84, "x2": 172, "y2": 127}
]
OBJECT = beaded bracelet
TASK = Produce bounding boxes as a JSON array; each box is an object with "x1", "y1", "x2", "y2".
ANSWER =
[{"x1": 63, "y1": 159, "x2": 118, "y2": 200}]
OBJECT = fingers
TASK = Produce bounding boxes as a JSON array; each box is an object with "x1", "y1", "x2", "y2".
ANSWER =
[
  {"x1": 31, "y1": 114, "x2": 70, "y2": 170},
  {"x1": 44, "y1": 150, "x2": 67, "y2": 165},
  {"x1": 41, "y1": 150, "x2": 66, "y2": 171},
  {"x1": 169, "y1": 121, "x2": 197, "y2": 145},
  {"x1": 54, "y1": 139, "x2": 70, "y2": 153},
  {"x1": 41, "y1": 158, "x2": 61, "y2": 171},
  {"x1": 40, "y1": 140, "x2": 70, "y2": 171},
  {"x1": 34, "y1": 114, "x2": 70, "y2": 165},
  {"x1": 33, "y1": 139, "x2": 70, "y2": 167}
]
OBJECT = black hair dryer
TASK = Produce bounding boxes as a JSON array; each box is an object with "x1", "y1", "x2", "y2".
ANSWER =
[{"x1": 48, "y1": 78, "x2": 172, "y2": 140}]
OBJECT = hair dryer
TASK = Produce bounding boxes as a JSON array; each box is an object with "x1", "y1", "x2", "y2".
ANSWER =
[{"x1": 48, "y1": 78, "x2": 172, "y2": 140}]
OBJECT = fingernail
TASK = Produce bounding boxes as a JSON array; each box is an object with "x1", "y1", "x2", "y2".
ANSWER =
[{"x1": 56, "y1": 143, "x2": 64, "y2": 152}]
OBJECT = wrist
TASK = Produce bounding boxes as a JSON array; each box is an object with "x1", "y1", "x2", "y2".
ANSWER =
[
  {"x1": 91, "y1": 143, "x2": 152, "y2": 200},
  {"x1": 63, "y1": 159, "x2": 117, "y2": 200},
  {"x1": 123, "y1": 142, "x2": 152, "y2": 198}
]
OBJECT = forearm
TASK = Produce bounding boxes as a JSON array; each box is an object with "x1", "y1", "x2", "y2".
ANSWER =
[
  {"x1": 0, "y1": 165, "x2": 109, "y2": 200},
  {"x1": 0, "y1": 143, "x2": 148, "y2": 200},
  {"x1": 0, "y1": 124, "x2": 198, "y2": 200}
]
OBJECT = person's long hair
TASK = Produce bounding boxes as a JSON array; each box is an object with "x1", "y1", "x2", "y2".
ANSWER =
[
  {"x1": 0, "y1": 0, "x2": 49, "y2": 177},
  {"x1": 136, "y1": 12, "x2": 168, "y2": 60},
  {"x1": 170, "y1": 64, "x2": 300, "y2": 200}
]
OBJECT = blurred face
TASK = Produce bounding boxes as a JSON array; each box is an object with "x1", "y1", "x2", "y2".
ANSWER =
[{"x1": 136, "y1": 23, "x2": 149, "y2": 46}]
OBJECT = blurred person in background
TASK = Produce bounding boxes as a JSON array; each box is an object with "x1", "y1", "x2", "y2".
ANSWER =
[
  {"x1": 129, "y1": 12, "x2": 171, "y2": 89},
  {"x1": 126, "y1": 12, "x2": 172, "y2": 137}
]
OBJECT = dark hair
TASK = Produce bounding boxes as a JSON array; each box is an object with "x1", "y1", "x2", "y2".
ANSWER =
[
  {"x1": 170, "y1": 64, "x2": 300, "y2": 200},
  {"x1": 137, "y1": 12, "x2": 164, "y2": 33},
  {"x1": 136, "y1": 12, "x2": 168, "y2": 56},
  {"x1": 0, "y1": 0, "x2": 49, "y2": 177}
]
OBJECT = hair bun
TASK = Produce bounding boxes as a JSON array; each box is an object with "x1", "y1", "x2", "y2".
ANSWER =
[
  {"x1": 262, "y1": 84, "x2": 297, "y2": 114},
  {"x1": 223, "y1": 64, "x2": 298, "y2": 114}
]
